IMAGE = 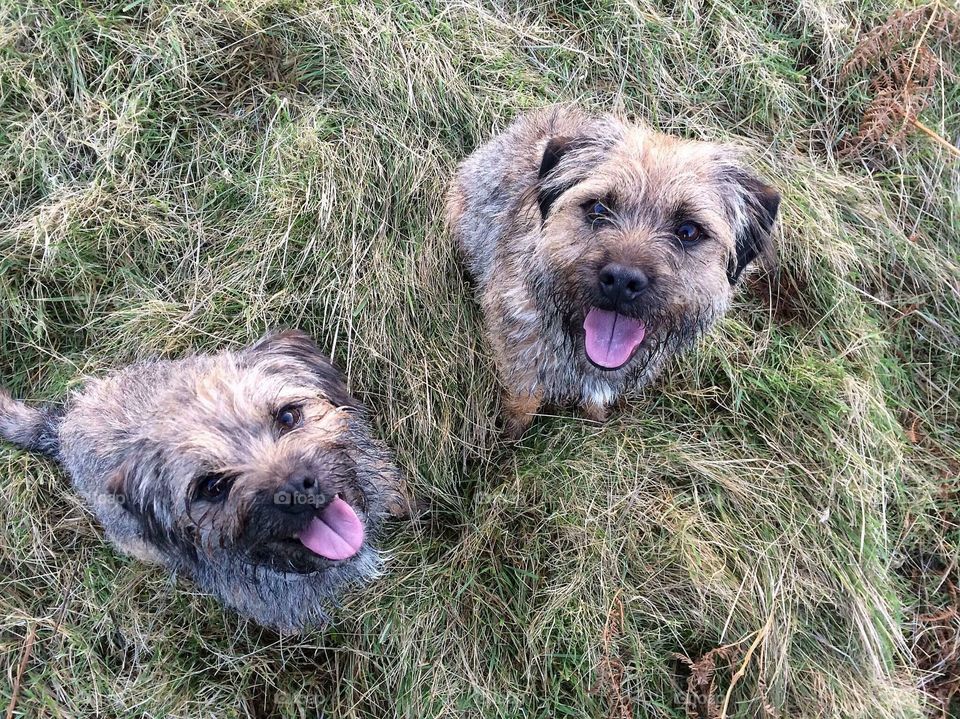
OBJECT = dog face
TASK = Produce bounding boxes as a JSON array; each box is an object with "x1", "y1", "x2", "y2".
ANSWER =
[
  {"x1": 94, "y1": 330, "x2": 402, "y2": 630},
  {"x1": 534, "y1": 127, "x2": 780, "y2": 372}
]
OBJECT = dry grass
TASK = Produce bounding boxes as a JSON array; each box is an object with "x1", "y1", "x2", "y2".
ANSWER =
[{"x1": 0, "y1": 1, "x2": 958, "y2": 717}]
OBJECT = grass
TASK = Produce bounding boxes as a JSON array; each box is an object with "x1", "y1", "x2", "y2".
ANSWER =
[{"x1": 0, "y1": 1, "x2": 958, "y2": 717}]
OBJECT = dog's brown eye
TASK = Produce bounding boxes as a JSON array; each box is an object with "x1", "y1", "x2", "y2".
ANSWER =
[
  {"x1": 676, "y1": 221, "x2": 703, "y2": 244},
  {"x1": 276, "y1": 405, "x2": 303, "y2": 434},
  {"x1": 196, "y1": 473, "x2": 233, "y2": 502}
]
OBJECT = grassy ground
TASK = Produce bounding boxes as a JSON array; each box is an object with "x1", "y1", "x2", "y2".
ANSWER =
[{"x1": 1, "y1": 1, "x2": 958, "y2": 717}]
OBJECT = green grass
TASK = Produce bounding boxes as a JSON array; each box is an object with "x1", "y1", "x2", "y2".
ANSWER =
[{"x1": 1, "y1": 1, "x2": 958, "y2": 717}]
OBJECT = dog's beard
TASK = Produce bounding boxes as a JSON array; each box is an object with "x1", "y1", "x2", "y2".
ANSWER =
[
  {"x1": 170, "y1": 428, "x2": 397, "y2": 632},
  {"x1": 189, "y1": 543, "x2": 383, "y2": 632},
  {"x1": 542, "y1": 272, "x2": 720, "y2": 376},
  {"x1": 241, "y1": 477, "x2": 378, "y2": 576}
]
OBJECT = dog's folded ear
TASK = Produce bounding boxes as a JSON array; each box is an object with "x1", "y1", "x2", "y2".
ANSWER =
[
  {"x1": 246, "y1": 330, "x2": 360, "y2": 410},
  {"x1": 536, "y1": 136, "x2": 587, "y2": 220},
  {"x1": 106, "y1": 457, "x2": 197, "y2": 560},
  {"x1": 247, "y1": 329, "x2": 322, "y2": 358},
  {"x1": 105, "y1": 456, "x2": 158, "y2": 516},
  {"x1": 725, "y1": 169, "x2": 781, "y2": 284}
]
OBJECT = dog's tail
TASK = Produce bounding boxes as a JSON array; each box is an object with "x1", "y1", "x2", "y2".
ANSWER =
[{"x1": 0, "y1": 388, "x2": 61, "y2": 457}]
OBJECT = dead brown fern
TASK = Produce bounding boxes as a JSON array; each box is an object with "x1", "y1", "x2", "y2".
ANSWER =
[
  {"x1": 593, "y1": 593, "x2": 634, "y2": 719},
  {"x1": 675, "y1": 644, "x2": 741, "y2": 719},
  {"x1": 905, "y1": 552, "x2": 960, "y2": 719},
  {"x1": 674, "y1": 616, "x2": 775, "y2": 719},
  {"x1": 840, "y1": 3, "x2": 960, "y2": 158}
]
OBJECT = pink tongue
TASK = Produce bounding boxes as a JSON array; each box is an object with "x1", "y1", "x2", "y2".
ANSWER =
[
  {"x1": 297, "y1": 496, "x2": 364, "y2": 561},
  {"x1": 583, "y1": 308, "x2": 645, "y2": 369}
]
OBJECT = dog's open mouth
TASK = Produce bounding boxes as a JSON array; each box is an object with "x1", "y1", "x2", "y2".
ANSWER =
[
  {"x1": 253, "y1": 493, "x2": 366, "y2": 574},
  {"x1": 296, "y1": 495, "x2": 364, "y2": 561},
  {"x1": 583, "y1": 308, "x2": 646, "y2": 370}
]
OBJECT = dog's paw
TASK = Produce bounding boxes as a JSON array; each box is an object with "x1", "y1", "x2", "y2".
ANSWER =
[
  {"x1": 582, "y1": 403, "x2": 609, "y2": 423},
  {"x1": 501, "y1": 414, "x2": 533, "y2": 442}
]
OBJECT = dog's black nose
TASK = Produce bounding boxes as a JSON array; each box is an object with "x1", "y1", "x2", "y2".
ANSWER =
[
  {"x1": 598, "y1": 263, "x2": 649, "y2": 308},
  {"x1": 274, "y1": 471, "x2": 329, "y2": 515}
]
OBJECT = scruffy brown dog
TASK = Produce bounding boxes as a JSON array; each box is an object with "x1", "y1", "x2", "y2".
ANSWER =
[
  {"x1": 0, "y1": 330, "x2": 407, "y2": 632},
  {"x1": 447, "y1": 106, "x2": 781, "y2": 438}
]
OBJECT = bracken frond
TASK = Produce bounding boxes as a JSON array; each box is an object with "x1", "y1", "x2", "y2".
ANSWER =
[{"x1": 839, "y1": 2, "x2": 960, "y2": 157}]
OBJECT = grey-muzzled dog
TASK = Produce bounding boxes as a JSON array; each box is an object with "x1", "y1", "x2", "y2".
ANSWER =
[{"x1": 0, "y1": 330, "x2": 408, "y2": 632}]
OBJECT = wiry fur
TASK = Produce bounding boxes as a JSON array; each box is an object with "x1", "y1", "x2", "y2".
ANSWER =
[
  {"x1": 0, "y1": 390, "x2": 62, "y2": 456},
  {"x1": 446, "y1": 106, "x2": 781, "y2": 438},
  {"x1": 0, "y1": 330, "x2": 407, "y2": 632}
]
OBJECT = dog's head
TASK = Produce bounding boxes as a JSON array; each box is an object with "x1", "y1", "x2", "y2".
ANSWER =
[
  {"x1": 105, "y1": 330, "x2": 403, "y2": 630},
  {"x1": 533, "y1": 120, "x2": 780, "y2": 372}
]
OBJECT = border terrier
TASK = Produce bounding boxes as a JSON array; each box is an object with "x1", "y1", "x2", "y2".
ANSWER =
[
  {"x1": 446, "y1": 106, "x2": 781, "y2": 438},
  {"x1": 0, "y1": 330, "x2": 407, "y2": 632}
]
